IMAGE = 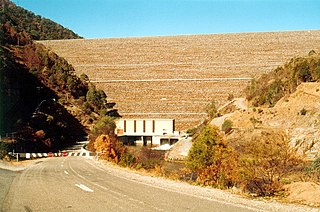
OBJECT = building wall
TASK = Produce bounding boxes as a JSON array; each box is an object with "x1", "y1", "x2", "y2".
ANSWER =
[
  {"x1": 116, "y1": 119, "x2": 180, "y2": 146},
  {"x1": 116, "y1": 119, "x2": 175, "y2": 136}
]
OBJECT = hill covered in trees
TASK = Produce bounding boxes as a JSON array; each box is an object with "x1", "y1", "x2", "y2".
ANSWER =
[
  {"x1": 0, "y1": 0, "x2": 82, "y2": 40},
  {"x1": 246, "y1": 50, "x2": 320, "y2": 107},
  {"x1": 0, "y1": 1, "x2": 117, "y2": 155}
]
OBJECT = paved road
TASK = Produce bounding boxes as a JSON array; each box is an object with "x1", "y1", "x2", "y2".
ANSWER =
[
  {"x1": 0, "y1": 169, "x2": 18, "y2": 209},
  {"x1": 0, "y1": 157, "x2": 316, "y2": 212}
]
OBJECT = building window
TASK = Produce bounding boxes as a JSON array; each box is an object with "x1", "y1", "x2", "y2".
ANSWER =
[
  {"x1": 143, "y1": 120, "x2": 146, "y2": 133},
  {"x1": 134, "y1": 120, "x2": 137, "y2": 133},
  {"x1": 124, "y1": 120, "x2": 126, "y2": 133},
  {"x1": 172, "y1": 119, "x2": 175, "y2": 132},
  {"x1": 152, "y1": 120, "x2": 155, "y2": 133}
]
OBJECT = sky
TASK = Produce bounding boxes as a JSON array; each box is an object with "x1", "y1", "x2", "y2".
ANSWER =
[{"x1": 16, "y1": 0, "x2": 320, "y2": 39}]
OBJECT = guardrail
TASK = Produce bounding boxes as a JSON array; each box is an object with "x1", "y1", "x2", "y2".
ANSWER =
[{"x1": 8, "y1": 152, "x2": 97, "y2": 161}]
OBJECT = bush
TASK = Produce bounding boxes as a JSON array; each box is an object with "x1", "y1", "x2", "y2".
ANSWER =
[
  {"x1": 221, "y1": 119, "x2": 233, "y2": 134},
  {"x1": 300, "y1": 108, "x2": 307, "y2": 115},
  {"x1": 0, "y1": 141, "x2": 12, "y2": 159},
  {"x1": 311, "y1": 157, "x2": 320, "y2": 171},
  {"x1": 205, "y1": 99, "x2": 218, "y2": 119},
  {"x1": 303, "y1": 157, "x2": 320, "y2": 182},
  {"x1": 186, "y1": 127, "x2": 197, "y2": 136},
  {"x1": 135, "y1": 147, "x2": 165, "y2": 170},
  {"x1": 187, "y1": 125, "x2": 238, "y2": 188},
  {"x1": 239, "y1": 130, "x2": 300, "y2": 196},
  {"x1": 119, "y1": 152, "x2": 136, "y2": 167},
  {"x1": 118, "y1": 146, "x2": 166, "y2": 171},
  {"x1": 227, "y1": 93, "x2": 234, "y2": 101}
]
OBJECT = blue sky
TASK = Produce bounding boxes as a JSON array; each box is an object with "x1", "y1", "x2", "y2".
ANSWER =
[{"x1": 16, "y1": 0, "x2": 320, "y2": 38}]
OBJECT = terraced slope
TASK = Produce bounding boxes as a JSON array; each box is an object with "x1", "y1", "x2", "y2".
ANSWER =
[{"x1": 39, "y1": 30, "x2": 320, "y2": 130}]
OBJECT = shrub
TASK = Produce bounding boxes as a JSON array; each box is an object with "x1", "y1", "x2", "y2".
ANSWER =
[
  {"x1": 300, "y1": 108, "x2": 307, "y2": 115},
  {"x1": 205, "y1": 99, "x2": 218, "y2": 119},
  {"x1": 311, "y1": 157, "x2": 320, "y2": 171},
  {"x1": 227, "y1": 93, "x2": 234, "y2": 101},
  {"x1": 239, "y1": 131, "x2": 300, "y2": 196},
  {"x1": 119, "y1": 152, "x2": 136, "y2": 167},
  {"x1": 186, "y1": 127, "x2": 197, "y2": 136},
  {"x1": 0, "y1": 141, "x2": 12, "y2": 159},
  {"x1": 135, "y1": 147, "x2": 165, "y2": 170},
  {"x1": 303, "y1": 157, "x2": 320, "y2": 182},
  {"x1": 221, "y1": 119, "x2": 233, "y2": 134},
  {"x1": 187, "y1": 125, "x2": 238, "y2": 188},
  {"x1": 118, "y1": 146, "x2": 165, "y2": 171}
]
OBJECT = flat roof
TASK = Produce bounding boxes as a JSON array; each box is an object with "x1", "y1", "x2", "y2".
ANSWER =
[{"x1": 116, "y1": 118, "x2": 174, "y2": 121}]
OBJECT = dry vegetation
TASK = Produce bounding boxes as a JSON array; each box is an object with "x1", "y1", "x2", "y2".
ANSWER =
[
  {"x1": 227, "y1": 82, "x2": 320, "y2": 159},
  {"x1": 40, "y1": 30, "x2": 320, "y2": 130}
]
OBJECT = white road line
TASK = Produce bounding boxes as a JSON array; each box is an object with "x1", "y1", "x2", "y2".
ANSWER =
[
  {"x1": 64, "y1": 171, "x2": 69, "y2": 175},
  {"x1": 75, "y1": 184, "x2": 94, "y2": 192},
  {"x1": 68, "y1": 161, "x2": 163, "y2": 211},
  {"x1": 83, "y1": 160, "x2": 260, "y2": 212}
]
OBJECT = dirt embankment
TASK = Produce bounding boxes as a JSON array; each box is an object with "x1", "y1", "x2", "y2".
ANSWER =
[
  {"x1": 223, "y1": 83, "x2": 320, "y2": 159},
  {"x1": 284, "y1": 182, "x2": 320, "y2": 207},
  {"x1": 209, "y1": 82, "x2": 320, "y2": 207}
]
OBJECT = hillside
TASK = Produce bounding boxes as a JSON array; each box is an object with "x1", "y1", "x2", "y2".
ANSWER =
[
  {"x1": 214, "y1": 52, "x2": 320, "y2": 159},
  {"x1": 218, "y1": 82, "x2": 320, "y2": 159},
  {"x1": 40, "y1": 30, "x2": 320, "y2": 130},
  {"x1": 0, "y1": 0, "x2": 82, "y2": 40},
  {"x1": 246, "y1": 51, "x2": 320, "y2": 107},
  {"x1": 0, "y1": 1, "x2": 116, "y2": 154}
]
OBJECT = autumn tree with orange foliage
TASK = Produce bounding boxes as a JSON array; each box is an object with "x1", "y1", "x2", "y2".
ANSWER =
[{"x1": 94, "y1": 134, "x2": 126, "y2": 164}]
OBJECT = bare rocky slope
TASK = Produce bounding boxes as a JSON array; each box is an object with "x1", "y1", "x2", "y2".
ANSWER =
[{"x1": 40, "y1": 30, "x2": 320, "y2": 130}]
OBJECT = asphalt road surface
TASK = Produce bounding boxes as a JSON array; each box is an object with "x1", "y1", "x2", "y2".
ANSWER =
[{"x1": 0, "y1": 157, "x2": 316, "y2": 212}]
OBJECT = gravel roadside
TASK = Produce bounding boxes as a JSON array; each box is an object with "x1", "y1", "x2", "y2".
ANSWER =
[
  {"x1": 91, "y1": 158, "x2": 320, "y2": 212},
  {"x1": 0, "y1": 159, "x2": 42, "y2": 172}
]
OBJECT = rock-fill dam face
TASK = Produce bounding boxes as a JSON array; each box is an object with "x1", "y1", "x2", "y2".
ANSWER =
[{"x1": 40, "y1": 30, "x2": 320, "y2": 130}]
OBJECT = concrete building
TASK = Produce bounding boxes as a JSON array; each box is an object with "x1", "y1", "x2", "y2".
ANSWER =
[{"x1": 115, "y1": 119, "x2": 180, "y2": 146}]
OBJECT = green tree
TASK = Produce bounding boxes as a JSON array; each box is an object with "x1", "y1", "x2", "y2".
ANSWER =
[
  {"x1": 245, "y1": 52, "x2": 320, "y2": 107},
  {"x1": 187, "y1": 125, "x2": 238, "y2": 188},
  {"x1": 80, "y1": 73, "x2": 89, "y2": 82},
  {"x1": 92, "y1": 116, "x2": 116, "y2": 137},
  {"x1": 1, "y1": 0, "x2": 82, "y2": 40},
  {"x1": 205, "y1": 99, "x2": 218, "y2": 119},
  {"x1": 86, "y1": 84, "x2": 108, "y2": 113}
]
